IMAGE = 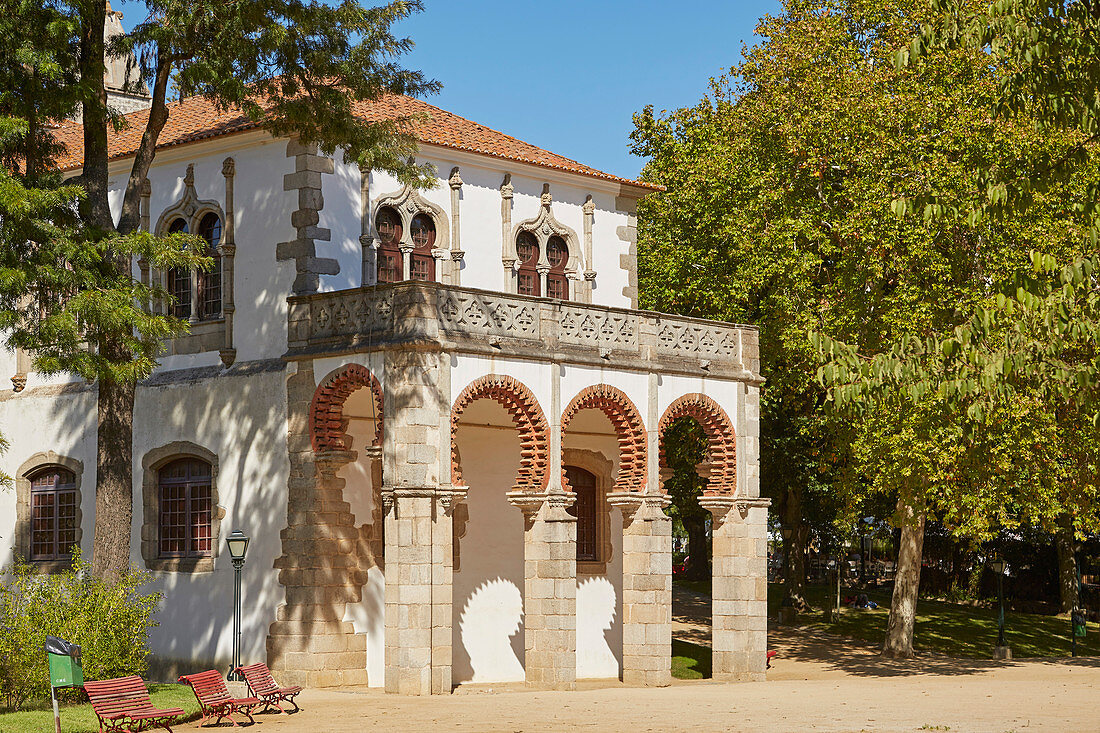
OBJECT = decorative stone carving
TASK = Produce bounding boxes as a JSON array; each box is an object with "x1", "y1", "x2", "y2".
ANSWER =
[
  {"x1": 511, "y1": 184, "x2": 583, "y2": 279},
  {"x1": 371, "y1": 183, "x2": 449, "y2": 283},
  {"x1": 448, "y1": 167, "x2": 463, "y2": 286},
  {"x1": 558, "y1": 306, "x2": 638, "y2": 350},
  {"x1": 438, "y1": 290, "x2": 538, "y2": 340},
  {"x1": 656, "y1": 321, "x2": 740, "y2": 360},
  {"x1": 308, "y1": 288, "x2": 395, "y2": 341},
  {"x1": 582, "y1": 195, "x2": 596, "y2": 302},
  {"x1": 658, "y1": 393, "x2": 737, "y2": 496}
]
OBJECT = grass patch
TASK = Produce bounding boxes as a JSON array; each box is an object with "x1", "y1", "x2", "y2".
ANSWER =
[
  {"x1": 671, "y1": 638, "x2": 712, "y2": 679},
  {"x1": 786, "y1": 583, "x2": 1100, "y2": 658},
  {"x1": 0, "y1": 684, "x2": 199, "y2": 733}
]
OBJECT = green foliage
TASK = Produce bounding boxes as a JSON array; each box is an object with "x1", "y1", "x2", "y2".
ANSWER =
[
  {"x1": 631, "y1": 0, "x2": 1095, "y2": 543},
  {"x1": 814, "y1": 252, "x2": 1100, "y2": 537},
  {"x1": 662, "y1": 418, "x2": 711, "y2": 578},
  {"x1": 0, "y1": 551, "x2": 161, "y2": 710}
]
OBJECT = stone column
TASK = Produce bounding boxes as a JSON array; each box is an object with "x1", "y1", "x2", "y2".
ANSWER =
[
  {"x1": 381, "y1": 345, "x2": 457, "y2": 695},
  {"x1": 500, "y1": 173, "x2": 515, "y2": 292},
  {"x1": 448, "y1": 167, "x2": 464, "y2": 285},
  {"x1": 507, "y1": 492, "x2": 577, "y2": 690},
  {"x1": 608, "y1": 494, "x2": 672, "y2": 686},
  {"x1": 581, "y1": 195, "x2": 596, "y2": 304},
  {"x1": 699, "y1": 496, "x2": 771, "y2": 682},
  {"x1": 219, "y1": 157, "x2": 237, "y2": 367}
]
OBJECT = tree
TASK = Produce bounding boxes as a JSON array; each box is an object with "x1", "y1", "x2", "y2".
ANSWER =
[
  {"x1": 631, "y1": 0, "x2": 1096, "y2": 656},
  {"x1": 814, "y1": 252, "x2": 1100, "y2": 619},
  {"x1": 4, "y1": 0, "x2": 438, "y2": 582}
]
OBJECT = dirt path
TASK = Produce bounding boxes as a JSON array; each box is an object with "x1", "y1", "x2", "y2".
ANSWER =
[{"x1": 176, "y1": 592, "x2": 1100, "y2": 731}]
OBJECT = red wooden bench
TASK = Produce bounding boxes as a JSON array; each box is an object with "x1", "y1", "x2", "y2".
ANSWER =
[
  {"x1": 178, "y1": 669, "x2": 262, "y2": 727},
  {"x1": 83, "y1": 675, "x2": 185, "y2": 733},
  {"x1": 234, "y1": 663, "x2": 302, "y2": 713}
]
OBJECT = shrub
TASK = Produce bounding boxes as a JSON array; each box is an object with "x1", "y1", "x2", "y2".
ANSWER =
[{"x1": 0, "y1": 549, "x2": 161, "y2": 710}]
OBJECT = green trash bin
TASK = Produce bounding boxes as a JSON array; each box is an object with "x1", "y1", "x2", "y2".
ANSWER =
[{"x1": 45, "y1": 636, "x2": 83, "y2": 688}]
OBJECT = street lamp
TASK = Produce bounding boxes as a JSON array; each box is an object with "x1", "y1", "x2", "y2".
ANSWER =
[
  {"x1": 226, "y1": 529, "x2": 250, "y2": 681},
  {"x1": 990, "y1": 555, "x2": 1009, "y2": 658}
]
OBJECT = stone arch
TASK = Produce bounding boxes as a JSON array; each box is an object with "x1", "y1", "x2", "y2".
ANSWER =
[
  {"x1": 450, "y1": 374, "x2": 549, "y2": 492},
  {"x1": 658, "y1": 393, "x2": 737, "y2": 496},
  {"x1": 561, "y1": 384, "x2": 647, "y2": 494},
  {"x1": 310, "y1": 364, "x2": 384, "y2": 452}
]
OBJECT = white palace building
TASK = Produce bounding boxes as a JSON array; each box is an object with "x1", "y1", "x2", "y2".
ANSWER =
[{"x1": 0, "y1": 83, "x2": 768, "y2": 694}]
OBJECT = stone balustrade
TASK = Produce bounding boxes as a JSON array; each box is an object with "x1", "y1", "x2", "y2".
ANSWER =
[{"x1": 287, "y1": 282, "x2": 761, "y2": 381}]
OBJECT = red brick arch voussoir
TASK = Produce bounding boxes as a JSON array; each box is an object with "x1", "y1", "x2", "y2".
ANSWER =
[
  {"x1": 658, "y1": 393, "x2": 737, "y2": 496},
  {"x1": 561, "y1": 384, "x2": 647, "y2": 493},
  {"x1": 310, "y1": 364, "x2": 384, "y2": 452},
  {"x1": 451, "y1": 374, "x2": 549, "y2": 493}
]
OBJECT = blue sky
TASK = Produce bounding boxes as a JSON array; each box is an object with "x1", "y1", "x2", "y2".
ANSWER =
[{"x1": 114, "y1": 0, "x2": 782, "y2": 180}]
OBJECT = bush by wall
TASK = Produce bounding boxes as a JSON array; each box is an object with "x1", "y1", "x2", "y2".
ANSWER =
[{"x1": 0, "y1": 550, "x2": 161, "y2": 710}]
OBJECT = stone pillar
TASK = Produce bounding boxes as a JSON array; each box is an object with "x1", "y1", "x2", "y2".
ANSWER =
[
  {"x1": 507, "y1": 492, "x2": 577, "y2": 690},
  {"x1": 500, "y1": 173, "x2": 515, "y2": 292},
  {"x1": 581, "y1": 195, "x2": 596, "y2": 304},
  {"x1": 448, "y1": 167, "x2": 464, "y2": 285},
  {"x1": 699, "y1": 496, "x2": 771, "y2": 682},
  {"x1": 608, "y1": 494, "x2": 672, "y2": 686},
  {"x1": 381, "y1": 346, "x2": 457, "y2": 695}
]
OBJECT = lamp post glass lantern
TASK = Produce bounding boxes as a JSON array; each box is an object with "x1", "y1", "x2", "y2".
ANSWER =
[{"x1": 227, "y1": 529, "x2": 249, "y2": 681}]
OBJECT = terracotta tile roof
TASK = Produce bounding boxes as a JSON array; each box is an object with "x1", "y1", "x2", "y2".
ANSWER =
[{"x1": 51, "y1": 93, "x2": 660, "y2": 191}]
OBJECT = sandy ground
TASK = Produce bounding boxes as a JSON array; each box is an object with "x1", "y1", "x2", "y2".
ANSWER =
[{"x1": 177, "y1": 590, "x2": 1100, "y2": 732}]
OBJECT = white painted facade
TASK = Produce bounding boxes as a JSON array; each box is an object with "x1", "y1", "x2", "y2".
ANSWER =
[{"x1": 1, "y1": 110, "x2": 766, "y2": 692}]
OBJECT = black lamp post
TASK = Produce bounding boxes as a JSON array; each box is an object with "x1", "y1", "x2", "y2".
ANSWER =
[
  {"x1": 780, "y1": 526, "x2": 793, "y2": 585},
  {"x1": 226, "y1": 529, "x2": 250, "y2": 681},
  {"x1": 991, "y1": 556, "x2": 1007, "y2": 650}
]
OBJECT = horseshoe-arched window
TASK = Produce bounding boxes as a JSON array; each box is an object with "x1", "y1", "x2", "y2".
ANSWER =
[
  {"x1": 516, "y1": 231, "x2": 540, "y2": 296},
  {"x1": 410, "y1": 213, "x2": 436, "y2": 281},
  {"x1": 547, "y1": 235, "x2": 569, "y2": 300},
  {"x1": 376, "y1": 206, "x2": 403, "y2": 283}
]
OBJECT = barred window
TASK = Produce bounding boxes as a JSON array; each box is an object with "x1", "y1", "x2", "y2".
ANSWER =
[
  {"x1": 409, "y1": 214, "x2": 436, "y2": 282},
  {"x1": 565, "y1": 466, "x2": 598, "y2": 561},
  {"x1": 516, "y1": 231, "x2": 540, "y2": 297},
  {"x1": 30, "y1": 468, "x2": 78, "y2": 561},
  {"x1": 547, "y1": 236, "x2": 569, "y2": 300},
  {"x1": 158, "y1": 458, "x2": 213, "y2": 558},
  {"x1": 376, "y1": 207, "x2": 403, "y2": 283},
  {"x1": 166, "y1": 218, "x2": 191, "y2": 319},
  {"x1": 197, "y1": 212, "x2": 222, "y2": 319}
]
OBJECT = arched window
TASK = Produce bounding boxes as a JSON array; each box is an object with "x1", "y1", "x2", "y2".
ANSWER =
[
  {"x1": 157, "y1": 458, "x2": 213, "y2": 558},
  {"x1": 166, "y1": 217, "x2": 191, "y2": 319},
  {"x1": 376, "y1": 207, "x2": 403, "y2": 283},
  {"x1": 409, "y1": 213, "x2": 436, "y2": 282},
  {"x1": 29, "y1": 467, "x2": 78, "y2": 561},
  {"x1": 516, "y1": 231, "x2": 540, "y2": 296},
  {"x1": 565, "y1": 466, "x2": 598, "y2": 561},
  {"x1": 546, "y1": 236, "x2": 569, "y2": 300},
  {"x1": 197, "y1": 212, "x2": 222, "y2": 319}
]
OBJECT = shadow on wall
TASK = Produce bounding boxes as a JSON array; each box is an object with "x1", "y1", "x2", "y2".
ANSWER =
[
  {"x1": 458, "y1": 577, "x2": 525, "y2": 684},
  {"x1": 41, "y1": 364, "x2": 292, "y2": 679},
  {"x1": 577, "y1": 575, "x2": 618, "y2": 679}
]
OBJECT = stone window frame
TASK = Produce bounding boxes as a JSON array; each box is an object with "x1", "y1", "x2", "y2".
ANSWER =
[
  {"x1": 141, "y1": 441, "x2": 225, "y2": 573},
  {"x1": 152, "y1": 163, "x2": 227, "y2": 326},
  {"x1": 563, "y1": 448, "x2": 614, "y2": 576},
  {"x1": 14, "y1": 452, "x2": 84, "y2": 573},
  {"x1": 370, "y1": 184, "x2": 450, "y2": 284},
  {"x1": 510, "y1": 184, "x2": 583, "y2": 301}
]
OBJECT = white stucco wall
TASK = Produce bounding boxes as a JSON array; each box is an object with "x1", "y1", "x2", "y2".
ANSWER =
[{"x1": 131, "y1": 366, "x2": 289, "y2": 672}]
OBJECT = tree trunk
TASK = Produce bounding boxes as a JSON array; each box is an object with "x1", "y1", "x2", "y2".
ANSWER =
[
  {"x1": 883, "y1": 497, "x2": 925, "y2": 659},
  {"x1": 782, "y1": 488, "x2": 808, "y2": 607},
  {"x1": 683, "y1": 511, "x2": 711, "y2": 581},
  {"x1": 90, "y1": 362, "x2": 136, "y2": 584},
  {"x1": 1056, "y1": 513, "x2": 1078, "y2": 614}
]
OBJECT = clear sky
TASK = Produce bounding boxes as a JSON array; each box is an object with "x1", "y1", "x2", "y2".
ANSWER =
[{"x1": 114, "y1": 0, "x2": 782, "y2": 181}]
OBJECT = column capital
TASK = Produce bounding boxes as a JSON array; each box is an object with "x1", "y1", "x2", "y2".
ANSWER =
[
  {"x1": 506, "y1": 490, "x2": 574, "y2": 519},
  {"x1": 698, "y1": 495, "x2": 771, "y2": 524},
  {"x1": 314, "y1": 449, "x2": 357, "y2": 475},
  {"x1": 607, "y1": 492, "x2": 670, "y2": 524},
  {"x1": 380, "y1": 485, "x2": 466, "y2": 512}
]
